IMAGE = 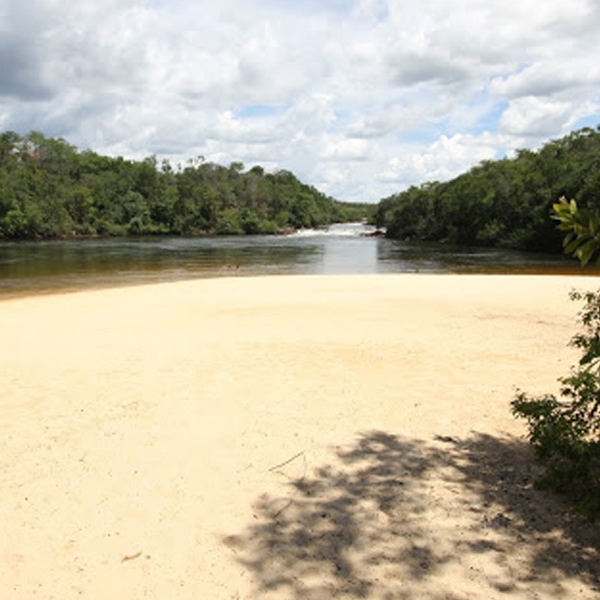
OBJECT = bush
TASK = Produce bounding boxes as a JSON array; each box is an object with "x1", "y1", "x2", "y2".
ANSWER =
[{"x1": 512, "y1": 289, "x2": 600, "y2": 518}]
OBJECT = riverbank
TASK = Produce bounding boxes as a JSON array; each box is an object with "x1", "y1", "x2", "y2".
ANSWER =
[{"x1": 1, "y1": 274, "x2": 599, "y2": 599}]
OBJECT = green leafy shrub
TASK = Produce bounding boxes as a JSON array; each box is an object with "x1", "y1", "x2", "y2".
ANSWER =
[
  {"x1": 553, "y1": 197, "x2": 600, "y2": 266},
  {"x1": 512, "y1": 289, "x2": 600, "y2": 518}
]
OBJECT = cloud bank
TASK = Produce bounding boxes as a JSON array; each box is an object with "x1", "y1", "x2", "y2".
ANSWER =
[{"x1": 1, "y1": 0, "x2": 598, "y2": 202}]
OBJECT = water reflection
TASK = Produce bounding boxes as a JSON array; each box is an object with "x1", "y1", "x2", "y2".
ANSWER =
[
  {"x1": 0, "y1": 237, "x2": 321, "y2": 298},
  {"x1": 0, "y1": 224, "x2": 596, "y2": 298},
  {"x1": 376, "y1": 239, "x2": 596, "y2": 275}
]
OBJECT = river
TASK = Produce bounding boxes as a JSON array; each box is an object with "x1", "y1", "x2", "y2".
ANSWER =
[{"x1": 0, "y1": 223, "x2": 595, "y2": 298}]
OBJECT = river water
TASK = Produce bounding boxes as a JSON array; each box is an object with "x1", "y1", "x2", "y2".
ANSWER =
[{"x1": 0, "y1": 223, "x2": 596, "y2": 298}]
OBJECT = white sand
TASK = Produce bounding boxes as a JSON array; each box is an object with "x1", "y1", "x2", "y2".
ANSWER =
[{"x1": 1, "y1": 274, "x2": 599, "y2": 599}]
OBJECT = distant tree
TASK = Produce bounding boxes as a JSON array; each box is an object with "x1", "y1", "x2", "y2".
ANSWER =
[
  {"x1": 0, "y1": 131, "x2": 373, "y2": 239},
  {"x1": 377, "y1": 125, "x2": 600, "y2": 253}
]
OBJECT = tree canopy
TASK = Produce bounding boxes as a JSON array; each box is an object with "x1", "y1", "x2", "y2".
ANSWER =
[
  {"x1": 376, "y1": 126, "x2": 600, "y2": 254},
  {"x1": 0, "y1": 131, "x2": 373, "y2": 240}
]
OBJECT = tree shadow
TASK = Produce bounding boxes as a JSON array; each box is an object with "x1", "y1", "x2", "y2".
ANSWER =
[{"x1": 225, "y1": 430, "x2": 600, "y2": 599}]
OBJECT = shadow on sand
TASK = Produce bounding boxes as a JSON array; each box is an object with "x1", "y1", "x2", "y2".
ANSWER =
[{"x1": 225, "y1": 430, "x2": 600, "y2": 599}]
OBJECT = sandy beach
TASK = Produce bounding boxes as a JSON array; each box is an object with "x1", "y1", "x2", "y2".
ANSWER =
[{"x1": 1, "y1": 274, "x2": 599, "y2": 599}]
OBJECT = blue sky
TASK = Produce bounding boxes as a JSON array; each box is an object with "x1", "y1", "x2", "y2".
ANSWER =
[{"x1": 1, "y1": 0, "x2": 599, "y2": 202}]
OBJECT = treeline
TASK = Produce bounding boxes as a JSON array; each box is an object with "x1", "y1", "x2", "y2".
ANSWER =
[
  {"x1": 376, "y1": 126, "x2": 600, "y2": 253},
  {"x1": 0, "y1": 131, "x2": 373, "y2": 240}
]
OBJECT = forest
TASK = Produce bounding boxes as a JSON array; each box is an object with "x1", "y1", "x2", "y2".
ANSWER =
[
  {"x1": 0, "y1": 131, "x2": 373, "y2": 240},
  {"x1": 375, "y1": 126, "x2": 600, "y2": 253}
]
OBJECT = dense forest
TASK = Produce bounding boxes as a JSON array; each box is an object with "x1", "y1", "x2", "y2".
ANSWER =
[
  {"x1": 376, "y1": 126, "x2": 600, "y2": 253},
  {"x1": 0, "y1": 131, "x2": 373, "y2": 240}
]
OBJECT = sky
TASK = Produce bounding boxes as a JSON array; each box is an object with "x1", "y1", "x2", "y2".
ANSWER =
[{"x1": 1, "y1": 0, "x2": 599, "y2": 203}]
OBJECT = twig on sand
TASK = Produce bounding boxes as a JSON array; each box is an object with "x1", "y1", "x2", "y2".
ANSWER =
[
  {"x1": 121, "y1": 551, "x2": 142, "y2": 563},
  {"x1": 273, "y1": 499, "x2": 293, "y2": 519},
  {"x1": 268, "y1": 451, "x2": 305, "y2": 472}
]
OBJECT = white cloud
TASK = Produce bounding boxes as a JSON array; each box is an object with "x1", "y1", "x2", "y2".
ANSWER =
[
  {"x1": 319, "y1": 136, "x2": 371, "y2": 161},
  {"x1": 490, "y1": 62, "x2": 600, "y2": 99},
  {"x1": 500, "y1": 96, "x2": 599, "y2": 138},
  {"x1": 380, "y1": 132, "x2": 499, "y2": 188},
  {"x1": 0, "y1": 0, "x2": 599, "y2": 203}
]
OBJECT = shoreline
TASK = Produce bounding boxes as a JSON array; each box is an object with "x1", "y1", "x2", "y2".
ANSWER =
[
  {"x1": 2, "y1": 274, "x2": 599, "y2": 599},
  {"x1": 1, "y1": 267, "x2": 600, "y2": 304}
]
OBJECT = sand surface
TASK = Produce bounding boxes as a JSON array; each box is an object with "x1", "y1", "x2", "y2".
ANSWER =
[{"x1": 1, "y1": 274, "x2": 599, "y2": 599}]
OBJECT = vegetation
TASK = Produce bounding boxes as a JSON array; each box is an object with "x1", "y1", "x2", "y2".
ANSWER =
[
  {"x1": 512, "y1": 199, "x2": 600, "y2": 518},
  {"x1": 512, "y1": 290, "x2": 600, "y2": 518},
  {"x1": 553, "y1": 196, "x2": 600, "y2": 265},
  {"x1": 0, "y1": 131, "x2": 373, "y2": 240},
  {"x1": 376, "y1": 126, "x2": 600, "y2": 253}
]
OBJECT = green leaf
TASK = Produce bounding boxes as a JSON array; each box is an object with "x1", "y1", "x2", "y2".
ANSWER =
[{"x1": 564, "y1": 238, "x2": 582, "y2": 255}]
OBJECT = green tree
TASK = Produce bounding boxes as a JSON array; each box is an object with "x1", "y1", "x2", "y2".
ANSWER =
[
  {"x1": 377, "y1": 126, "x2": 600, "y2": 253},
  {"x1": 0, "y1": 130, "x2": 372, "y2": 239},
  {"x1": 512, "y1": 197, "x2": 600, "y2": 518}
]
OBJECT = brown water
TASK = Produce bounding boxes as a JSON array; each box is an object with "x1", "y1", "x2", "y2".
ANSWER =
[{"x1": 0, "y1": 224, "x2": 595, "y2": 299}]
